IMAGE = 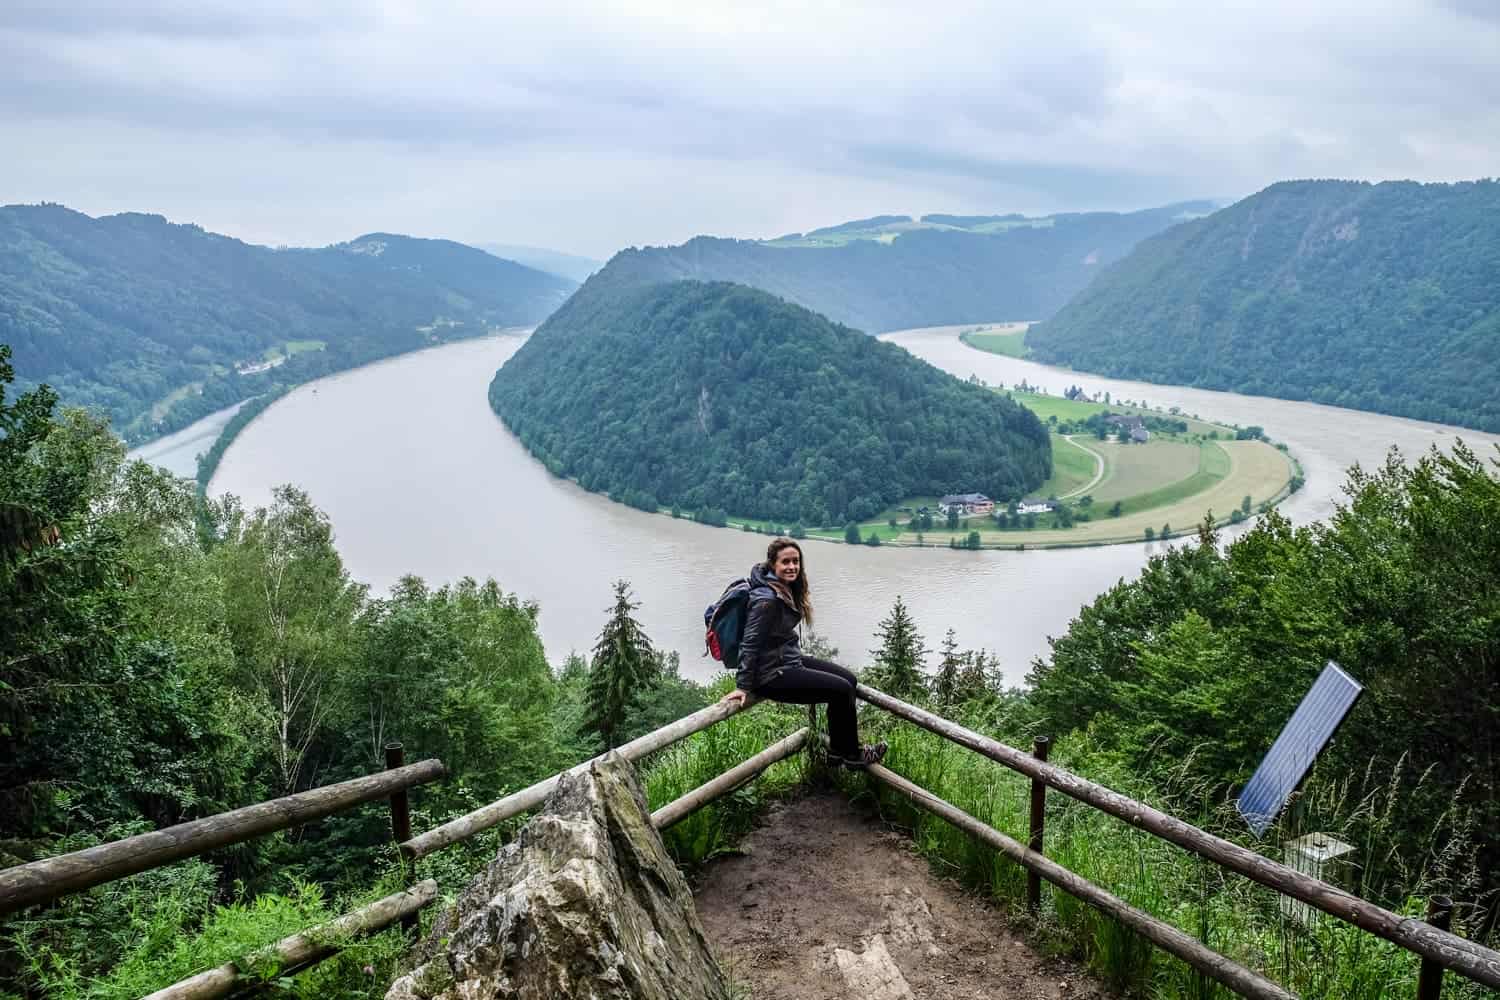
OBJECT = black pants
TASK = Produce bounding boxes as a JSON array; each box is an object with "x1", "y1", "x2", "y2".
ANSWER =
[{"x1": 756, "y1": 656, "x2": 860, "y2": 757}]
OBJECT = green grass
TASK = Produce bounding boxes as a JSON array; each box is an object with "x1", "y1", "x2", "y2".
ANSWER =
[
  {"x1": 961, "y1": 326, "x2": 1029, "y2": 358},
  {"x1": 860, "y1": 713, "x2": 1491, "y2": 1000},
  {"x1": 642, "y1": 686, "x2": 812, "y2": 866},
  {"x1": 1035, "y1": 435, "x2": 1100, "y2": 498},
  {"x1": 1115, "y1": 442, "x2": 1231, "y2": 516}
]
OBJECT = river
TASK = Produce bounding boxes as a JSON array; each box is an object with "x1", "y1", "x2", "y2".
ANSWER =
[{"x1": 205, "y1": 329, "x2": 1500, "y2": 683}]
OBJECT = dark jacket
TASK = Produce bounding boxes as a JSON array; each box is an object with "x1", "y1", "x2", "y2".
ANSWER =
[{"x1": 735, "y1": 563, "x2": 803, "y2": 691}]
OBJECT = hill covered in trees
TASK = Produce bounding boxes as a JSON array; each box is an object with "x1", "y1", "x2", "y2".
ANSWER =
[
  {"x1": 489, "y1": 280, "x2": 1051, "y2": 525},
  {"x1": 1, "y1": 204, "x2": 575, "y2": 442},
  {"x1": 579, "y1": 201, "x2": 1213, "y2": 334},
  {"x1": 1026, "y1": 180, "x2": 1500, "y2": 431}
]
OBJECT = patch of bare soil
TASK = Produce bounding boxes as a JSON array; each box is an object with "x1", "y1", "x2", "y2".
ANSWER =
[{"x1": 694, "y1": 791, "x2": 1113, "y2": 1000}]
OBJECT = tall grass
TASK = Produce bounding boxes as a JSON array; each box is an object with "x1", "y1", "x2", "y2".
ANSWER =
[
  {"x1": 641, "y1": 691, "x2": 813, "y2": 866},
  {"x1": 861, "y1": 716, "x2": 1493, "y2": 999}
]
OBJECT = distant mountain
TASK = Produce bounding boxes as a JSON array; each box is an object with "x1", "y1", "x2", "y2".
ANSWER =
[
  {"x1": 489, "y1": 279, "x2": 1051, "y2": 525},
  {"x1": 1026, "y1": 180, "x2": 1500, "y2": 431},
  {"x1": 0, "y1": 204, "x2": 575, "y2": 442},
  {"x1": 480, "y1": 243, "x2": 603, "y2": 283},
  {"x1": 569, "y1": 202, "x2": 1214, "y2": 334}
]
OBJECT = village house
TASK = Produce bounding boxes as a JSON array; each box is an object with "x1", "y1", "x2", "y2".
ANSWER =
[
  {"x1": 1105, "y1": 413, "x2": 1151, "y2": 443},
  {"x1": 938, "y1": 493, "x2": 995, "y2": 516},
  {"x1": 1016, "y1": 500, "x2": 1057, "y2": 515}
]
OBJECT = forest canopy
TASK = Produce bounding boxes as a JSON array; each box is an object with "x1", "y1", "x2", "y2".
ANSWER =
[
  {"x1": 0, "y1": 204, "x2": 575, "y2": 443},
  {"x1": 1027, "y1": 179, "x2": 1500, "y2": 432},
  {"x1": 488, "y1": 280, "x2": 1052, "y2": 525}
]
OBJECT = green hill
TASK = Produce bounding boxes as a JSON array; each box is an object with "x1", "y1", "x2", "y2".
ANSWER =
[
  {"x1": 0, "y1": 204, "x2": 575, "y2": 442},
  {"x1": 577, "y1": 202, "x2": 1213, "y2": 335},
  {"x1": 488, "y1": 280, "x2": 1051, "y2": 526},
  {"x1": 1026, "y1": 179, "x2": 1500, "y2": 431}
]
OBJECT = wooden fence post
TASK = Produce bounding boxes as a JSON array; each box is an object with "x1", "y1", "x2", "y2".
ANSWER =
[
  {"x1": 1416, "y1": 895, "x2": 1454, "y2": 1000},
  {"x1": 384, "y1": 743, "x2": 417, "y2": 934},
  {"x1": 1027, "y1": 735, "x2": 1051, "y2": 914}
]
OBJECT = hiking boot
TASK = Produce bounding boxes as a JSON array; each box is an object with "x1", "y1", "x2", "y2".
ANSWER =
[{"x1": 833, "y1": 741, "x2": 888, "y2": 770}]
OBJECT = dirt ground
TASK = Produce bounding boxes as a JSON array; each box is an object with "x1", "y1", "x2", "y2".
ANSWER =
[{"x1": 693, "y1": 791, "x2": 1113, "y2": 1000}]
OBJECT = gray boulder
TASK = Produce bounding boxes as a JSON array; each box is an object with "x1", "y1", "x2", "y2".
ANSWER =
[{"x1": 386, "y1": 753, "x2": 729, "y2": 1000}]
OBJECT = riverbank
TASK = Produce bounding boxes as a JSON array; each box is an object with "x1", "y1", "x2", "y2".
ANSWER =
[{"x1": 718, "y1": 376, "x2": 1300, "y2": 550}]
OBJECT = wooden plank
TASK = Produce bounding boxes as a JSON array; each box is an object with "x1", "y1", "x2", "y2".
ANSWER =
[
  {"x1": 869, "y1": 763, "x2": 1295, "y2": 1000},
  {"x1": 856, "y1": 684, "x2": 1500, "y2": 990},
  {"x1": 142, "y1": 880, "x2": 438, "y2": 1000},
  {"x1": 0, "y1": 761, "x2": 447, "y2": 916},
  {"x1": 651, "y1": 727, "x2": 808, "y2": 829},
  {"x1": 402, "y1": 695, "x2": 754, "y2": 859}
]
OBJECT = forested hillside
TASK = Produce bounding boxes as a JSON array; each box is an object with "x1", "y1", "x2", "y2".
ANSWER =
[
  {"x1": 0, "y1": 204, "x2": 575, "y2": 442},
  {"x1": 489, "y1": 280, "x2": 1051, "y2": 525},
  {"x1": 1027, "y1": 180, "x2": 1500, "y2": 431},
  {"x1": 580, "y1": 202, "x2": 1212, "y2": 334}
]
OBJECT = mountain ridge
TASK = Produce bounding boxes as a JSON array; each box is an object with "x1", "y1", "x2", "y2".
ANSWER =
[
  {"x1": 0, "y1": 203, "x2": 575, "y2": 442},
  {"x1": 1026, "y1": 179, "x2": 1500, "y2": 431}
]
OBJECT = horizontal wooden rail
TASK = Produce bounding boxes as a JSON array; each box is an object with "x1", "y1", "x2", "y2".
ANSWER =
[
  {"x1": 870, "y1": 762, "x2": 1294, "y2": 1000},
  {"x1": 856, "y1": 684, "x2": 1500, "y2": 991},
  {"x1": 651, "y1": 727, "x2": 809, "y2": 829},
  {"x1": 403, "y1": 696, "x2": 752, "y2": 859},
  {"x1": 0, "y1": 760, "x2": 447, "y2": 917},
  {"x1": 143, "y1": 880, "x2": 438, "y2": 1000}
]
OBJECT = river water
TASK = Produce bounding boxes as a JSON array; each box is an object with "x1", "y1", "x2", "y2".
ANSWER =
[{"x1": 205, "y1": 329, "x2": 1500, "y2": 683}]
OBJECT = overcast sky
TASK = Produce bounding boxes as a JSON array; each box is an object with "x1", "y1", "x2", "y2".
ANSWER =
[{"x1": 3, "y1": 1, "x2": 1497, "y2": 258}]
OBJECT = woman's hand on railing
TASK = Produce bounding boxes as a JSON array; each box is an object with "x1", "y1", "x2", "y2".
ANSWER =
[{"x1": 720, "y1": 688, "x2": 749, "y2": 710}]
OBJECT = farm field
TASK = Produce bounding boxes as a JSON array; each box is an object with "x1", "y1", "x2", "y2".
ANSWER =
[
  {"x1": 1035, "y1": 434, "x2": 1101, "y2": 498},
  {"x1": 1085, "y1": 439, "x2": 1204, "y2": 504},
  {"x1": 807, "y1": 438, "x2": 1294, "y2": 548}
]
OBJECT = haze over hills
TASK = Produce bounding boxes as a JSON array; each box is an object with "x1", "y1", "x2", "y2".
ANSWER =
[
  {"x1": 0, "y1": 204, "x2": 575, "y2": 442},
  {"x1": 571, "y1": 201, "x2": 1216, "y2": 335},
  {"x1": 489, "y1": 279, "x2": 1051, "y2": 526},
  {"x1": 480, "y1": 243, "x2": 603, "y2": 283},
  {"x1": 1027, "y1": 179, "x2": 1500, "y2": 431}
]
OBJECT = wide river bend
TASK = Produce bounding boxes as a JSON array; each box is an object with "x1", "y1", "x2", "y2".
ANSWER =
[{"x1": 202, "y1": 327, "x2": 1500, "y2": 683}]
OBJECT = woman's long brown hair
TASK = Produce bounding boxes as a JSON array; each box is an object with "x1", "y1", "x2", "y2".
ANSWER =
[{"x1": 764, "y1": 536, "x2": 813, "y2": 625}]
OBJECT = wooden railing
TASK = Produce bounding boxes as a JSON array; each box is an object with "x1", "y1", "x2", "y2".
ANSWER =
[
  {"x1": 854, "y1": 684, "x2": 1500, "y2": 1000},
  {"x1": 6, "y1": 687, "x2": 1496, "y2": 1000},
  {"x1": 0, "y1": 696, "x2": 808, "y2": 999}
]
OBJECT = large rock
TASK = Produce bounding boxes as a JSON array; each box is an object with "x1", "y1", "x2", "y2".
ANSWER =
[{"x1": 386, "y1": 753, "x2": 729, "y2": 1000}]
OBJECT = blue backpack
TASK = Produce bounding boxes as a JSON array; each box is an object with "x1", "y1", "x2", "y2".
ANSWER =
[{"x1": 703, "y1": 578, "x2": 752, "y2": 669}]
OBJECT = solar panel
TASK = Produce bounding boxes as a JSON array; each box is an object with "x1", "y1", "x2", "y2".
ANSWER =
[{"x1": 1236, "y1": 661, "x2": 1364, "y2": 838}]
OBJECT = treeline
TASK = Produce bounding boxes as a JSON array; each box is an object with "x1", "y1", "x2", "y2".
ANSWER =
[
  {"x1": 1026, "y1": 441, "x2": 1500, "y2": 913},
  {"x1": 0, "y1": 348, "x2": 711, "y2": 997},
  {"x1": 0, "y1": 204, "x2": 575, "y2": 442},
  {"x1": 581, "y1": 201, "x2": 1214, "y2": 333},
  {"x1": 489, "y1": 280, "x2": 1051, "y2": 525},
  {"x1": 1027, "y1": 179, "x2": 1500, "y2": 432}
]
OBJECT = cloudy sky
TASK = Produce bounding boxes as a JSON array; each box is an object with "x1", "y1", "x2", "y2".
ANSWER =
[{"x1": 2, "y1": 1, "x2": 1497, "y2": 258}]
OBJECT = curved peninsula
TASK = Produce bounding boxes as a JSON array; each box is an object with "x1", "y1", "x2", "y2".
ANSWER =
[{"x1": 488, "y1": 280, "x2": 1051, "y2": 529}]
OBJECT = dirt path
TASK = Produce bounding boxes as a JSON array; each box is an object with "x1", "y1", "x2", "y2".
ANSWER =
[
  {"x1": 694, "y1": 791, "x2": 1111, "y2": 1000},
  {"x1": 1058, "y1": 435, "x2": 1107, "y2": 500}
]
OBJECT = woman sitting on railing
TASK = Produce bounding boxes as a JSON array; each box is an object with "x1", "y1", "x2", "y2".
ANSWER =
[{"x1": 720, "y1": 537, "x2": 888, "y2": 768}]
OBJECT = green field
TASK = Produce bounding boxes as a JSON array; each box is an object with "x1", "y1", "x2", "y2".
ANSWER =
[
  {"x1": 959, "y1": 324, "x2": 1029, "y2": 358},
  {"x1": 1035, "y1": 434, "x2": 1100, "y2": 498}
]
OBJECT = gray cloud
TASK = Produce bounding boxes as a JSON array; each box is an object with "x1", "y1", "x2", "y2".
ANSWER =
[{"x1": 1, "y1": 1, "x2": 1496, "y2": 258}]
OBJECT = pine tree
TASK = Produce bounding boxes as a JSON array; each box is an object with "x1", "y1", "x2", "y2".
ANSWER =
[
  {"x1": 582, "y1": 580, "x2": 658, "y2": 749},
  {"x1": 934, "y1": 629, "x2": 962, "y2": 709},
  {"x1": 956, "y1": 650, "x2": 990, "y2": 703},
  {"x1": 869, "y1": 596, "x2": 928, "y2": 699}
]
